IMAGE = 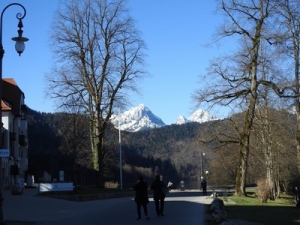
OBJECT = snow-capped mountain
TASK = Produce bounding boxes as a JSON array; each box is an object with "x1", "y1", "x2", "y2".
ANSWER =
[
  {"x1": 110, "y1": 104, "x2": 219, "y2": 132},
  {"x1": 176, "y1": 115, "x2": 189, "y2": 125},
  {"x1": 175, "y1": 109, "x2": 218, "y2": 125},
  {"x1": 188, "y1": 109, "x2": 218, "y2": 123},
  {"x1": 110, "y1": 104, "x2": 165, "y2": 132}
]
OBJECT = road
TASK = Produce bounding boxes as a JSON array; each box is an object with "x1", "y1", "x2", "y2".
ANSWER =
[{"x1": 3, "y1": 189, "x2": 213, "y2": 225}]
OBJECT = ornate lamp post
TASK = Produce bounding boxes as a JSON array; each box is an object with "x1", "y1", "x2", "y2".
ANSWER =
[{"x1": 0, "y1": 3, "x2": 28, "y2": 224}]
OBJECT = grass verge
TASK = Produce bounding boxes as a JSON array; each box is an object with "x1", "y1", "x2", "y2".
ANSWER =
[{"x1": 221, "y1": 192, "x2": 300, "y2": 225}]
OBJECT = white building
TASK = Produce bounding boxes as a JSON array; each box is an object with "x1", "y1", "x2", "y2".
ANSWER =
[{"x1": 1, "y1": 78, "x2": 28, "y2": 188}]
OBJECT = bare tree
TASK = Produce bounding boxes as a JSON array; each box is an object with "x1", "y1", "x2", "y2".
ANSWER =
[
  {"x1": 275, "y1": 0, "x2": 300, "y2": 175},
  {"x1": 46, "y1": 0, "x2": 146, "y2": 186},
  {"x1": 250, "y1": 41, "x2": 283, "y2": 200},
  {"x1": 193, "y1": 0, "x2": 278, "y2": 196}
]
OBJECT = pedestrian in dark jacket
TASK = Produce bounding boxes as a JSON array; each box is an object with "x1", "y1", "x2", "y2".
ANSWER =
[
  {"x1": 201, "y1": 178, "x2": 207, "y2": 196},
  {"x1": 151, "y1": 174, "x2": 166, "y2": 217},
  {"x1": 133, "y1": 176, "x2": 149, "y2": 220}
]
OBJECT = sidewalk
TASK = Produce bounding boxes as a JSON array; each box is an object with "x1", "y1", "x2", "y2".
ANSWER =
[{"x1": 3, "y1": 188, "x2": 44, "y2": 224}]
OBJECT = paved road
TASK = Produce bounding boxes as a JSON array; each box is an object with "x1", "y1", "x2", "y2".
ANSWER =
[{"x1": 3, "y1": 188, "x2": 213, "y2": 225}]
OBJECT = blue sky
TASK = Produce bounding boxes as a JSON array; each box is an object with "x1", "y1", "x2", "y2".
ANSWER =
[{"x1": 0, "y1": 0, "x2": 228, "y2": 125}]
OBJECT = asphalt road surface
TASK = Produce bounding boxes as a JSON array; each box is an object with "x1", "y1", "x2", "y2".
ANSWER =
[{"x1": 3, "y1": 189, "x2": 211, "y2": 225}]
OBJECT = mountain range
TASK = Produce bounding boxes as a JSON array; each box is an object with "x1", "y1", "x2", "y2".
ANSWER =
[{"x1": 110, "y1": 104, "x2": 219, "y2": 132}]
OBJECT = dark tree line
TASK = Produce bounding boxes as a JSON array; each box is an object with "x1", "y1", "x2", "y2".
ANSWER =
[
  {"x1": 26, "y1": 108, "x2": 182, "y2": 187},
  {"x1": 26, "y1": 107, "x2": 299, "y2": 192}
]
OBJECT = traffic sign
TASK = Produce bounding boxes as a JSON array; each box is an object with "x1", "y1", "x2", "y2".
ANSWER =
[{"x1": 0, "y1": 149, "x2": 9, "y2": 157}]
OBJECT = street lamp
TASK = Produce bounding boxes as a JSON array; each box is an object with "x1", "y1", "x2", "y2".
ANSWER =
[
  {"x1": 118, "y1": 108, "x2": 123, "y2": 190},
  {"x1": 205, "y1": 170, "x2": 209, "y2": 178},
  {"x1": 201, "y1": 152, "x2": 205, "y2": 178},
  {"x1": 0, "y1": 3, "x2": 28, "y2": 224}
]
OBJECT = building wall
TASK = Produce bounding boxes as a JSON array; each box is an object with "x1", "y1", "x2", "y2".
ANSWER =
[{"x1": 2, "y1": 104, "x2": 28, "y2": 187}]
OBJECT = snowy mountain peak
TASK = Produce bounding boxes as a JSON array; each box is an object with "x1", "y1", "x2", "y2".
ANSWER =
[
  {"x1": 110, "y1": 104, "x2": 165, "y2": 132},
  {"x1": 136, "y1": 103, "x2": 146, "y2": 110},
  {"x1": 111, "y1": 104, "x2": 219, "y2": 132},
  {"x1": 175, "y1": 109, "x2": 218, "y2": 125},
  {"x1": 188, "y1": 109, "x2": 218, "y2": 123},
  {"x1": 176, "y1": 115, "x2": 189, "y2": 125}
]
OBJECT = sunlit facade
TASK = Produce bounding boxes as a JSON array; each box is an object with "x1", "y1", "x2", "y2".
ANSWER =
[{"x1": 1, "y1": 78, "x2": 28, "y2": 188}]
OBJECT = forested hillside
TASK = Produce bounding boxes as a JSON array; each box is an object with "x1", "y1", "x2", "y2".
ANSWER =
[{"x1": 26, "y1": 108, "x2": 298, "y2": 191}]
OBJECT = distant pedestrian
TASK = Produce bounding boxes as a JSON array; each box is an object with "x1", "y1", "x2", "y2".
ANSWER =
[
  {"x1": 201, "y1": 178, "x2": 207, "y2": 196},
  {"x1": 133, "y1": 176, "x2": 150, "y2": 220},
  {"x1": 180, "y1": 180, "x2": 185, "y2": 191},
  {"x1": 295, "y1": 186, "x2": 300, "y2": 207},
  {"x1": 151, "y1": 174, "x2": 166, "y2": 217},
  {"x1": 167, "y1": 181, "x2": 173, "y2": 192}
]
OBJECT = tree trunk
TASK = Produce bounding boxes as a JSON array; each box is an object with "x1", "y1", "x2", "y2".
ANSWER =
[
  {"x1": 235, "y1": 61, "x2": 258, "y2": 196},
  {"x1": 260, "y1": 109, "x2": 277, "y2": 200},
  {"x1": 294, "y1": 31, "x2": 300, "y2": 175},
  {"x1": 235, "y1": 121, "x2": 251, "y2": 196},
  {"x1": 295, "y1": 69, "x2": 300, "y2": 175},
  {"x1": 235, "y1": 142, "x2": 248, "y2": 196},
  {"x1": 97, "y1": 139, "x2": 105, "y2": 187},
  {"x1": 90, "y1": 114, "x2": 106, "y2": 188}
]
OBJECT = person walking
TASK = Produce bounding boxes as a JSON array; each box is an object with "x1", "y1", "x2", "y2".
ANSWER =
[
  {"x1": 167, "y1": 181, "x2": 173, "y2": 192},
  {"x1": 201, "y1": 178, "x2": 207, "y2": 196},
  {"x1": 133, "y1": 176, "x2": 150, "y2": 220},
  {"x1": 151, "y1": 174, "x2": 166, "y2": 217}
]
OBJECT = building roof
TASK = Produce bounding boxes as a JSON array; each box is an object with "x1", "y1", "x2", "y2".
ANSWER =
[{"x1": 2, "y1": 78, "x2": 25, "y2": 116}]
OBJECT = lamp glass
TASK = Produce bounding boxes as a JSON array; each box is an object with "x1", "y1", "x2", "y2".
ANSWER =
[{"x1": 15, "y1": 41, "x2": 25, "y2": 54}]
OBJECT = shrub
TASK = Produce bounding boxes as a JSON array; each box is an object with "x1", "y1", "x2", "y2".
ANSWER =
[{"x1": 104, "y1": 181, "x2": 119, "y2": 189}]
